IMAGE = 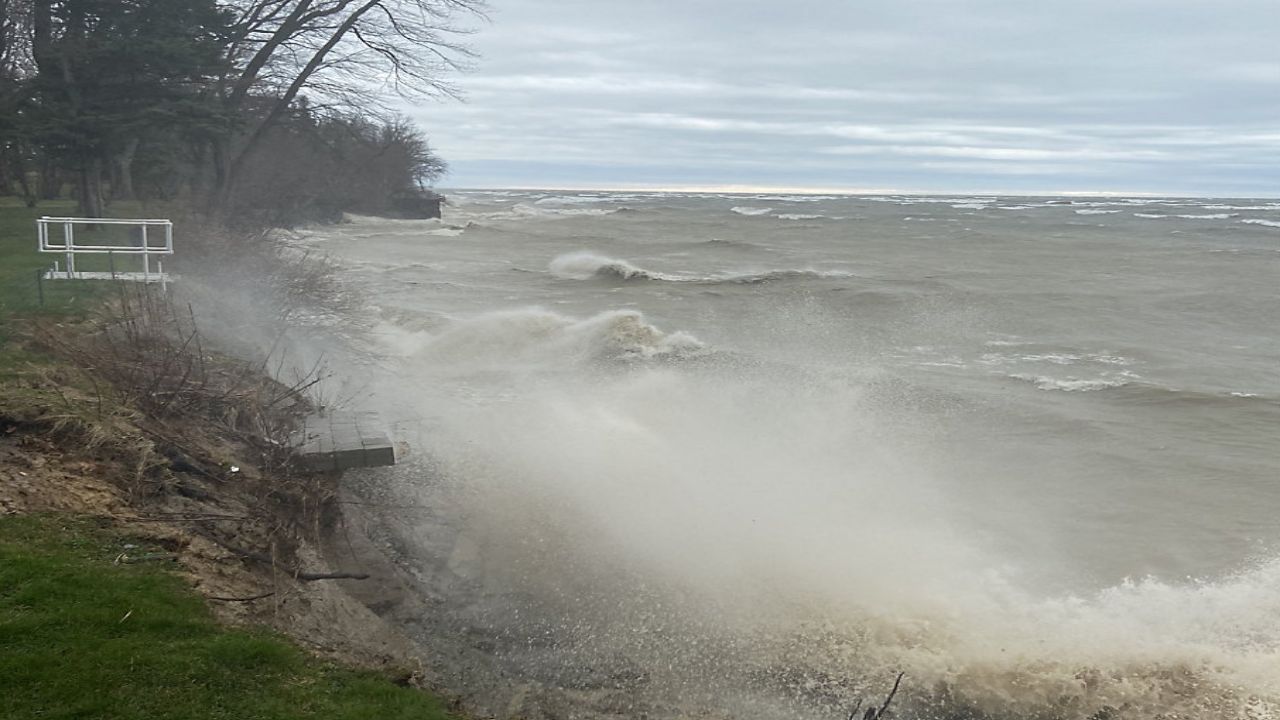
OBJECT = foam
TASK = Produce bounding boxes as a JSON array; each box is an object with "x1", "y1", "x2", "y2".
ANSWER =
[
  {"x1": 1242, "y1": 219, "x2": 1280, "y2": 229},
  {"x1": 730, "y1": 206, "x2": 773, "y2": 216},
  {"x1": 1009, "y1": 373, "x2": 1134, "y2": 392},
  {"x1": 411, "y1": 307, "x2": 705, "y2": 368}
]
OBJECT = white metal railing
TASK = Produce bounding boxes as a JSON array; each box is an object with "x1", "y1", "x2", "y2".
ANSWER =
[{"x1": 37, "y1": 216, "x2": 174, "y2": 284}]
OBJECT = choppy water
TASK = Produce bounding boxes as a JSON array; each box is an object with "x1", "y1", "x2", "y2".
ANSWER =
[{"x1": 297, "y1": 191, "x2": 1280, "y2": 719}]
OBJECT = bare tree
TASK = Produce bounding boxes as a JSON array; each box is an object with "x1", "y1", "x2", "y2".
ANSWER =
[{"x1": 210, "y1": 0, "x2": 485, "y2": 207}]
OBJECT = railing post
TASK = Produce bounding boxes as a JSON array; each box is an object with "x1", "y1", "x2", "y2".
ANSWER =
[
  {"x1": 141, "y1": 224, "x2": 150, "y2": 280},
  {"x1": 63, "y1": 221, "x2": 74, "y2": 278}
]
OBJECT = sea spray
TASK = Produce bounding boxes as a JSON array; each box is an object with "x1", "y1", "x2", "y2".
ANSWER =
[
  {"x1": 297, "y1": 203, "x2": 1280, "y2": 720},
  {"x1": 380, "y1": 311, "x2": 1280, "y2": 719}
]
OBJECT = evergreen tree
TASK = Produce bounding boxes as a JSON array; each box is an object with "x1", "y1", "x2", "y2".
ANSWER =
[{"x1": 26, "y1": 0, "x2": 233, "y2": 214}]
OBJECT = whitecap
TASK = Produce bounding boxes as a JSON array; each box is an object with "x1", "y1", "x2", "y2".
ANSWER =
[
  {"x1": 730, "y1": 206, "x2": 773, "y2": 216},
  {"x1": 1010, "y1": 373, "x2": 1133, "y2": 392},
  {"x1": 549, "y1": 251, "x2": 684, "y2": 282},
  {"x1": 414, "y1": 307, "x2": 706, "y2": 367}
]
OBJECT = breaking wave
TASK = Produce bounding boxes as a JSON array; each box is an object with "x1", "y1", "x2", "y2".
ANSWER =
[
  {"x1": 731, "y1": 206, "x2": 773, "y2": 216},
  {"x1": 1009, "y1": 372, "x2": 1136, "y2": 392},
  {"x1": 1242, "y1": 218, "x2": 1280, "y2": 229},
  {"x1": 548, "y1": 251, "x2": 854, "y2": 285},
  {"x1": 407, "y1": 307, "x2": 705, "y2": 367},
  {"x1": 396, "y1": 345, "x2": 1280, "y2": 720},
  {"x1": 548, "y1": 251, "x2": 689, "y2": 281},
  {"x1": 776, "y1": 213, "x2": 833, "y2": 221}
]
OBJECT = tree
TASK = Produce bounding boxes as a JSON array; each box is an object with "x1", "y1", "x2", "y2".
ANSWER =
[
  {"x1": 207, "y1": 0, "x2": 484, "y2": 209},
  {"x1": 26, "y1": 0, "x2": 233, "y2": 214},
  {"x1": 224, "y1": 109, "x2": 446, "y2": 226}
]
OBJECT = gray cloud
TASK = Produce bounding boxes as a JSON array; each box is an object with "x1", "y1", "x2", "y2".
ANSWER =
[{"x1": 410, "y1": 0, "x2": 1280, "y2": 194}]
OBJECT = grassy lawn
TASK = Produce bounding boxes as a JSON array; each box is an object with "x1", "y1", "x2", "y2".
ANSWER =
[
  {"x1": 0, "y1": 198, "x2": 171, "y2": 374},
  {"x1": 0, "y1": 514, "x2": 454, "y2": 720},
  {"x1": 0, "y1": 200, "x2": 100, "y2": 358}
]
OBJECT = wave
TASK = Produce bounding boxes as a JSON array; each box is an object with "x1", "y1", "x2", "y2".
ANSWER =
[
  {"x1": 548, "y1": 252, "x2": 854, "y2": 285},
  {"x1": 460, "y1": 203, "x2": 635, "y2": 222},
  {"x1": 730, "y1": 206, "x2": 773, "y2": 216},
  {"x1": 411, "y1": 307, "x2": 705, "y2": 367},
  {"x1": 775, "y1": 213, "x2": 829, "y2": 221},
  {"x1": 1008, "y1": 374, "x2": 1276, "y2": 408},
  {"x1": 549, "y1": 251, "x2": 687, "y2": 282},
  {"x1": 1075, "y1": 209, "x2": 1121, "y2": 215},
  {"x1": 397, "y1": 354, "x2": 1280, "y2": 720},
  {"x1": 1010, "y1": 373, "x2": 1135, "y2": 392},
  {"x1": 1175, "y1": 213, "x2": 1235, "y2": 219},
  {"x1": 1242, "y1": 218, "x2": 1280, "y2": 229},
  {"x1": 533, "y1": 194, "x2": 635, "y2": 206},
  {"x1": 753, "y1": 194, "x2": 841, "y2": 202},
  {"x1": 723, "y1": 268, "x2": 856, "y2": 284},
  {"x1": 1133, "y1": 213, "x2": 1167, "y2": 219}
]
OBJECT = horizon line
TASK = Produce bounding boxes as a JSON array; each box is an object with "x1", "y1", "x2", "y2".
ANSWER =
[{"x1": 436, "y1": 182, "x2": 1280, "y2": 199}]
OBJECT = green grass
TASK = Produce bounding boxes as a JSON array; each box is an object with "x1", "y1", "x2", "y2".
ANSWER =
[
  {"x1": 0, "y1": 198, "x2": 169, "y2": 372},
  {"x1": 0, "y1": 514, "x2": 455, "y2": 720},
  {"x1": 0, "y1": 200, "x2": 102, "y2": 357}
]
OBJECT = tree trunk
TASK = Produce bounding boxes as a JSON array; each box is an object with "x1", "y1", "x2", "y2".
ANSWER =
[
  {"x1": 77, "y1": 156, "x2": 105, "y2": 217},
  {"x1": 0, "y1": 151, "x2": 12, "y2": 196},
  {"x1": 40, "y1": 155, "x2": 60, "y2": 199},
  {"x1": 207, "y1": 136, "x2": 232, "y2": 214},
  {"x1": 112, "y1": 137, "x2": 139, "y2": 201}
]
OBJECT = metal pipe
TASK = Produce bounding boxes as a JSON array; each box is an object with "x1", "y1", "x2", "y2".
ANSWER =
[{"x1": 63, "y1": 221, "x2": 74, "y2": 278}]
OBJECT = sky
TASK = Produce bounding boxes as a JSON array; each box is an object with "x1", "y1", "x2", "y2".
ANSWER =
[{"x1": 411, "y1": 0, "x2": 1280, "y2": 196}]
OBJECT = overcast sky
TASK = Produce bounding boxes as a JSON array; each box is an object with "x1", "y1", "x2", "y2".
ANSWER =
[{"x1": 412, "y1": 0, "x2": 1280, "y2": 196}]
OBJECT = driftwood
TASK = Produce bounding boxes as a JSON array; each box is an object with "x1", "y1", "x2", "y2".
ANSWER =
[
  {"x1": 207, "y1": 591, "x2": 277, "y2": 603},
  {"x1": 849, "y1": 672, "x2": 905, "y2": 720}
]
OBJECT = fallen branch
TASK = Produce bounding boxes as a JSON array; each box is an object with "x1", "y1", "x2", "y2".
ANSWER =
[
  {"x1": 218, "y1": 539, "x2": 369, "y2": 582},
  {"x1": 295, "y1": 571, "x2": 370, "y2": 582},
  {"x1": 851, "y1": 671, "x2": 905, "y2": 720},
  {"x1": 116, "y1": 552, "x2": 179, "y2": 564},
  {"x1": 207, "y1": 591, "x2": 276, "y2": 603}
]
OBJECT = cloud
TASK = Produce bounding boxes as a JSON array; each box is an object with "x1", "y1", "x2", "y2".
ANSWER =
[{"x1": 410, "y1": 0, "x2": 1280, "y2": 194}]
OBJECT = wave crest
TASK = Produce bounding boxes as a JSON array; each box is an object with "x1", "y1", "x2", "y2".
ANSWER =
[
  {"x1": 548, "y1": 251, "x2": 855, "y2": 285},
  {"x1": 413, "y1": 308, "x2": 706, "y2": 368}
]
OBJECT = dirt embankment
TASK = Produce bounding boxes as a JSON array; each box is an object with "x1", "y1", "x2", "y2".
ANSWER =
[{"x1": 0, "y1": 301, "x2": 438, "y2": 695}]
